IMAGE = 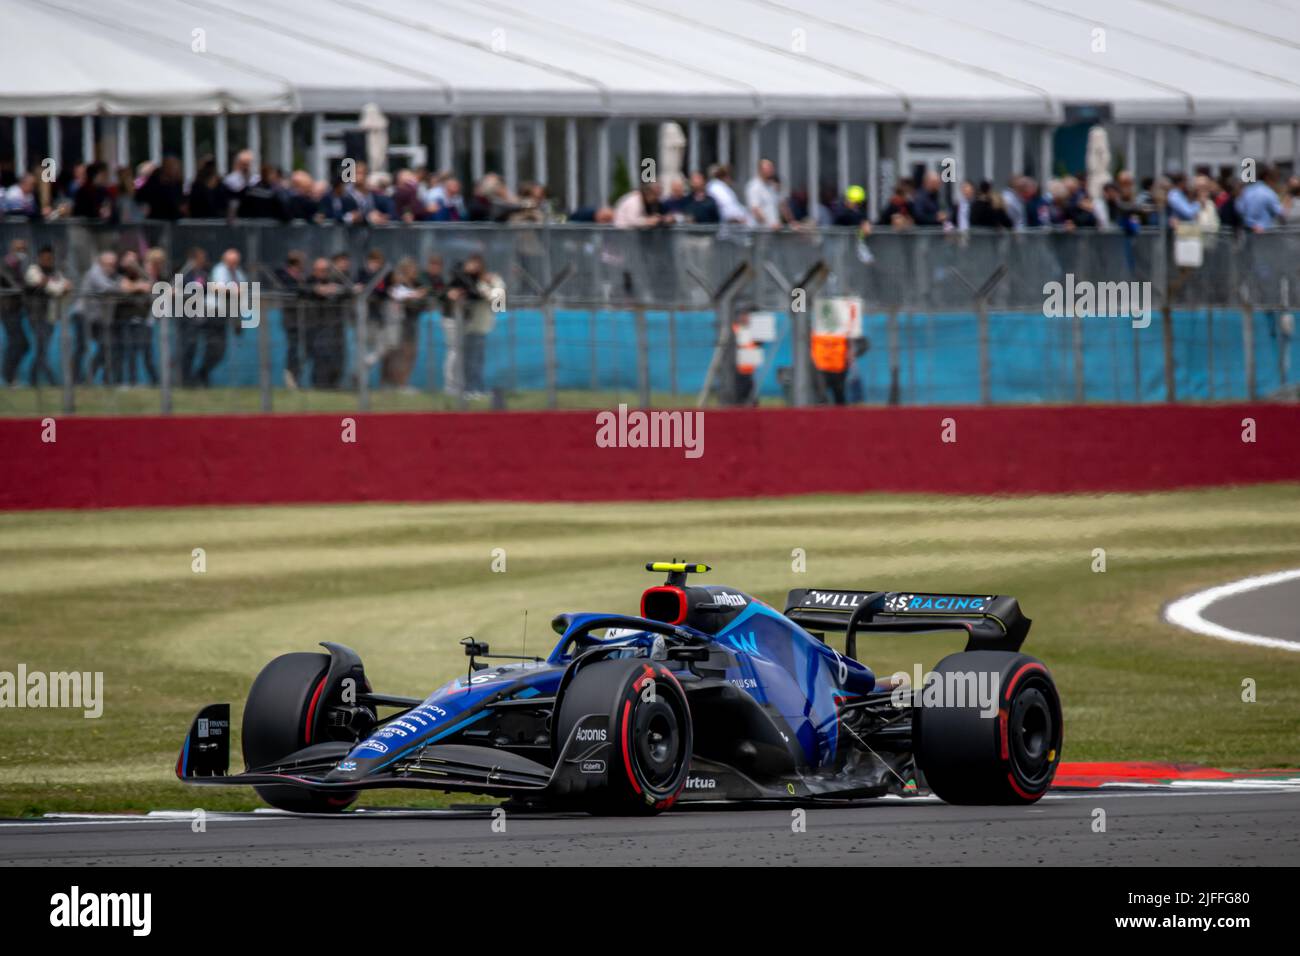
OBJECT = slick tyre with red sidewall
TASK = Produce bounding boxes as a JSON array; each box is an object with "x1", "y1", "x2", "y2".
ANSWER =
[
  {"x1": 241, "y1": 652, "x2": 358, "y2": 813},
  {"x1": 914, "y1": 650, "x2": 1062, "y2": 805},
  {"x1": 554, "y1": 659, "x2": 692, "y2": 815}
]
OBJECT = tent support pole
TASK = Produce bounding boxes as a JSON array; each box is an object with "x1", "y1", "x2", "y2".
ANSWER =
[
  {"x1": 564, "y1": 117, "x2": 578, "y2": 212},
  {"x1": 502, "y1": 117, "x2": 517, "y2": 192},
  {"x1": 1038, "y1": 125, "x2": 1052, "y2": 179},
  {"x1": 1011, "y1": 123, "x2": 1024, "y2": 176},
  {"x1": 311, "y1": 113, "x2": 324, "y2": 182},
  {"x1": 437, "y1": 117, "x2": 453, "y2": 174},
  {"x1": 866, "y1": 121, "x2": 878, "y2": 212},
  {"x1": 837, "y1": 121, "x2": 849, "y2": 196},
  {"x1": 13, "y1": 116, "x2": 27, "y2": 176},
  {"x1": 470, "y1": 116, "x2": 484, "y2": 182},
  {"x1": 983, "y1": 123, "x2": 994, "y2": 181},
  {"x1": 688, "y1": 119, "x2": 700, "y2": 174},
  {"x1": 182, "y1": 116, "x2": 195, "y2": 182},
  {"x1": 246, "y1": 113, "x2": 260, "y2": 167},
  {"x1": 596, "y1": 118, "x2": 610, "y2": 206},
  {"x1": 214, "y1": 113, "x2": 228, "y2": 173},
  {"x1": 48, "y1": 116, "x2": 62, "y2": 174},
  {"x1": 806, "y1": 120, "x2": 818, "y2": 216},
  {"x1": 533, "y1": 117, "x2": 547, "y2": 186},
  {"x1": 280, "y1": 115, "x2": 293, "y2": 172},
  {"x1": 82, "y1": 115, "x2": 95, "y2": 164}
]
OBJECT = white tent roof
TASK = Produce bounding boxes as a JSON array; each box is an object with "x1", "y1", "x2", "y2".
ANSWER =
[
  {"x1": 4, "y1": 0, "x2": 1299, "y2": 122},
  {"x1": 1, "y1": 0, "x2": 296, "y2": 114}
]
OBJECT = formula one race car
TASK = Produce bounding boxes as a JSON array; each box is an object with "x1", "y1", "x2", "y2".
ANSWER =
[{"x1": 177, "y1": 562, "x2": 1062, "y2": 813}]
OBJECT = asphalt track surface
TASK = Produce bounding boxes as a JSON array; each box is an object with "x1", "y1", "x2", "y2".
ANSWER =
[
  {"x1": 3, "y1": 788, "x2": 1299, "y2": 866},
  {"x1": 1200, "y1": 574, "x2": 1300, "y2": 647}
]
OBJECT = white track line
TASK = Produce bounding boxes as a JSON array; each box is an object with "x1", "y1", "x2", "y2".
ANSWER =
[{"x1": 1163, "y1": 568, "x2": 1300, "y2": 652}]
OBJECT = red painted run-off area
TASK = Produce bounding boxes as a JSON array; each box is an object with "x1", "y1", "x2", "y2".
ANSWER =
[{"x1": 2, "y1": 405, "x2": 1297, "y2": 510}]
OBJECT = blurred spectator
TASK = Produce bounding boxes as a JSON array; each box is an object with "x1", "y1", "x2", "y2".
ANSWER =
[
  {"x1": 446, "y1": 253, "x2": 501, "y2": 399},
  {"x1": 745, "y1": 158, "x2": 784, "y2": 228},
  {"x1": 1165, "y1": 173, "x2": 1199, "y2": 223},
  {"x1": 275, "y1": 250, "x2": 307, "y2": 388},
  {"x1": 678, "y1": 171, "x2": 719, "y2": 224},
  {"x1": 1284, "y1": 176, "x2": 1300, "y2": 225},
  {"x1": 568, "y1": 204, "x2": 615, "y2": 223},
  {"x1": 222, "y1": 149, "x2": 258, "y2": 198},
  {"x1": 706, "y1": 164, "x2": 750, "y2": 224},
  {"x1": 1, "y1": 239, "x2": 31, "y2": 383},
  {"x1": 187, "y1": 156, "x2": 224, "y2": 218},
  {"x1": 436, "y1": 176, "x2": 467, "y2": 221},
  {"x1": 878, "y1": 182, "x2": 915, "y2": 229},
  {"x1": 112, "y1": 250, "x2": 157, "y2": 387},
  {"x1": 113, "y1": 166, "x2": 143, "y2": 224},
  {"x1": 909, "y1": 171, "x2": 947, "y2": 227},
  {"x1": 240, "y1": 166, "x2": 290, "y2": 220},
  {"x1": 613, "y1": 182, "x2": 666, "y2": 228},
  {"x1": 3, "y1": 173, "x2": 40, "y2": 218},
  {"x1": 72, "y1": 163, "x2": 112, "y2": 220},
  {"x1": 357, "y1": 248, "x2": 389, "y2": 374},
  {"x1": 177, "y1": 248, "x2": 210, "y2": 387},
  {"x1": 1215, "y1": 172, "x2": 1242, "y2": 231},
  {"x1": 137, "y1": 157, "x2": 185, "y2": 220},
  {"x1": 22, "y1": 245, "x2": 71, "y2": 386},
  {"x1": 368, "y1": 172, "x2": 395, "y2": 220},
  {"x1": 1237, "y1": 164, "x2": 1283, "y2": 232},
  {"x1": 196, "y1": 248, "x2": 245, "y2": 386},
  {"x1": 1193, "y1": 175, "x2": 1221, "y2": 233},
  {"x1": 383, "y1": 257, "x2": 427, "y2": 388},
  {"x1": 830, "y1": 184, "x2": 867, "y2": 227},
  {"x1": 319, "y1": 176, "x2": 360, "y2": 224},
  {"x1": 286, "y1": 170, "x2": 319, "y2": 220},
  {"x1": 392, "y1": 169, "x2": 424, "y2": 221},
  {"x1": 306, "y1": 256, "x2": 348, "y2": 388},
  {"x1": 970, "y1": 180, "x2": 1013, "y2": 229},
  {"x1": 75, "y1": 251, "x2": 121, "y2": 385}
]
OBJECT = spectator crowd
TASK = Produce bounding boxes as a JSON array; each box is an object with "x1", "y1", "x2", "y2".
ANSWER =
[
  {"x1": 4, "y1": 143, "x2": 1298, "y2": 235},
  {"x1": 1, "y1": 234, "x2": 502, "y2": 395}
]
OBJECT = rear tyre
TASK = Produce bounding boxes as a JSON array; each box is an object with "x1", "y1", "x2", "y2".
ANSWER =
[
  {"x1": 554, "y1": 659, "x2": 692, "y2": 815},
  {"x1": 915, "y1": 650, "x2": 1062, "y2": 805},
  {"x1": 241, "y1": 652, "x2": 358, "y2": 813}
]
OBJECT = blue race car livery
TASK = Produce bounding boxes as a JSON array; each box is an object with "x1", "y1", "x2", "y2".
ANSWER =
[{"x1": 178, "y1": 562, "x2": 1062, "y2": 813}]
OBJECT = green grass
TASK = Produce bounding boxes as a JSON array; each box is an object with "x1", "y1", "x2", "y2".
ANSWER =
[
  {"x1": 2, "y1": 489, "x2": 1299, "y2": 817},
  {"x1": 0, "y1": 386, "x2": 755, "y2": 417}
]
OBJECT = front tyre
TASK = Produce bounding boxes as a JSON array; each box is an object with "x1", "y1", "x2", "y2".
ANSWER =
[
  {"x1": 554, "y1": 659, "x2": 692, "y2": 815},
  {"x1": 915, "y1": 651, "x2": 1062, "y2": 805},
  {"x1": 241, "y1": 652, "x2": 359, "y2": 813}
]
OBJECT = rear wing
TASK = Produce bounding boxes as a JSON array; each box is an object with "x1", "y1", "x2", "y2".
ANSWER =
[{"x1": 784, "y1": 588, "x2": 1030, "y2": 656}]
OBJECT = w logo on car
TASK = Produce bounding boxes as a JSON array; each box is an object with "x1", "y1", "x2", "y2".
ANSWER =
[{"x1": 727, "y1": 632, "x2": 760, "y2": 655}]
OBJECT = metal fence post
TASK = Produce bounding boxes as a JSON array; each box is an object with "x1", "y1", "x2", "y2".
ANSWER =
[
  {"x1": 543, "y1": 303, "x2": 558, "y2": 409},
  {"x1": 159, "y1": 312, "x2": 172, "y2": 415},
  {"x1": 668, "y1": 309, "x2": 678, "y2": 399},
  {"x1": 59, "y1": 300, "x2": 74, "y2": 415},
  {"x1": 355, "y1": 295, "x2": 370, "y2": 412},
  {"x1": 258, "y1": 299, "x2": 271, "y2": 413},
  {"x1": 634, "y1": 305, "x2": 650, "y2": 408}
]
